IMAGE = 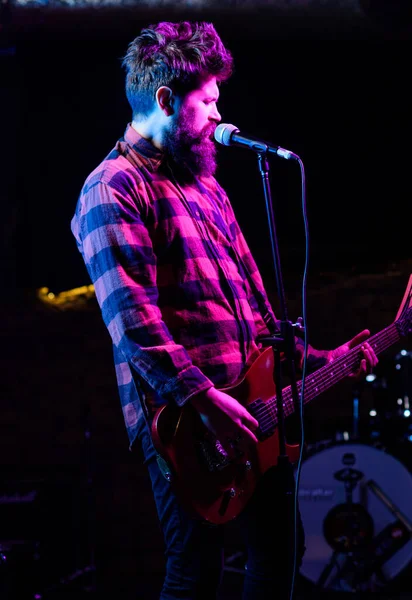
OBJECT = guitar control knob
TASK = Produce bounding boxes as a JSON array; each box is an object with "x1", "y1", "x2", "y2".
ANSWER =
[
  {"x1": 229, "y1": 488, "x2": 236, "y2": 497},
  {"x1": 245, "y1": 461, "x2": 252, "y2": 470}
]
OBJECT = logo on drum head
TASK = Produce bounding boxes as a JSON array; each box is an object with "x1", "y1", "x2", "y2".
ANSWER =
[{"x1": 298, "y1": 487, "x2": 335, "y2": 501}]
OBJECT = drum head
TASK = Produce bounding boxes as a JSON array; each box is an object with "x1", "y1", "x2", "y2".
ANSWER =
[{"x1": 296, "y1": 443, "x2": 412, "y2": 592}]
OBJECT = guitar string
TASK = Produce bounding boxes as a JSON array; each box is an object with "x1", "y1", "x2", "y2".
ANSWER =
[{"x1": 250, "y1": 323, "x2": 400, "y2": 431}]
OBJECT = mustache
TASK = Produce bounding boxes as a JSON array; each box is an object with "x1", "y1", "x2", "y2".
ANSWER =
[
  {"x1": 206, "y1": 125, "x2": 217, "y2": 139},
  {"x1": 189, "y1": 129, "x2": 216, "y2": 146}
]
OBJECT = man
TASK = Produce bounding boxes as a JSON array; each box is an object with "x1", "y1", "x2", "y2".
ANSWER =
[{"x1": 71, "y1": 21, "x2": 378, "y2": 600}]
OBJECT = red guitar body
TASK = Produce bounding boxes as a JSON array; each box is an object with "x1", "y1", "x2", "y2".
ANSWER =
[{"x1": 151, "y1": 347, "x2": 299, "y2": 525}]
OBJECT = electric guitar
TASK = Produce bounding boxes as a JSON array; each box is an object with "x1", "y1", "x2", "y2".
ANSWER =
[{"x1": 151, "y1": 305, "x2": 412, "y2": 525}]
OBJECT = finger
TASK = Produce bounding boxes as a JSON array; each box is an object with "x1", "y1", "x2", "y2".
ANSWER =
[
  {"x1": 239, "y1": 424, "x2": 258, "y2": 445},
  {"x1": 242, "y1": 411, "x2": 259, "y2": 431},
  {"x1": 362, "y1": 342, "x2": 374, "y2": 355},
  {"x1": 365, "y1": 345, "x2": 379, "y2": 368},
  {"x1": 348, "y1": 364, "x2": 365, "y2": 381},
  {"x1": 360, "y1": 347, "x2": 371, "y2": 371},
  {"x1": 361, "y1": 345, "x2": 378, "y2": 370},
  {"x1": 348, "y1": 329, "x2": 371, "y2": 348}
]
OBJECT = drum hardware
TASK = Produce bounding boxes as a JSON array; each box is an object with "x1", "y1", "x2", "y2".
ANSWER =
[
  {"x1": 319, "y1": 481, "x2": 412, "y2": 591},
  {"x1": 317, "y1": 460, "x2": 378, "y2": 590},
  {"x1": 297, "y1": 442, "x2": 412, "y2": 592},
  {"x1": 366, "y1": 479, "x2": 412, "y2": 533},
  {"x1": 322, "y1": 464, "x2": 374, "y2": 555},
  {"x1": 316, "y1": 465, "x2": 412, "y2": 591}
]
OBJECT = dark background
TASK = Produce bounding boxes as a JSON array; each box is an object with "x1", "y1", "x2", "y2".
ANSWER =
[{"x1": 1, "y1": 2, "x2": 412, "y2": 599}]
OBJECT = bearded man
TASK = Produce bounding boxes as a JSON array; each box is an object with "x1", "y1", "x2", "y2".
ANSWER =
[{"x1": 71, "y1": 21, "x2": 377, "y2": 600}]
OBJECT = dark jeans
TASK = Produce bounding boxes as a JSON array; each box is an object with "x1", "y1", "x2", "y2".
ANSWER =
[{"x1": 137, "y1": 417, "x2": 305, "y2": 600}]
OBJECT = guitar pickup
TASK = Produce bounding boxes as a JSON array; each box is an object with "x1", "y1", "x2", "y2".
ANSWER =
[{"x1": 196, "y1": 437, "x2": 231, "y2": 472}]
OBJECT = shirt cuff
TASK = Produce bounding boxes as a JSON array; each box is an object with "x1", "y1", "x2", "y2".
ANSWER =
[{"x1": 158, "y1": 365, "x2": 214, "y2": 407}]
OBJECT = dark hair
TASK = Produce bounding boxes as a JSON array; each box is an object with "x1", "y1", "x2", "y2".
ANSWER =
[{"x1": 121, "y1": 21, "x2": 233, "y2": 118}]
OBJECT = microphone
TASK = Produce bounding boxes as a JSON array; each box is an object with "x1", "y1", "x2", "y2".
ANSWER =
[{"x1": 214, "y1": 123, "x2": 298, "y2": 161}]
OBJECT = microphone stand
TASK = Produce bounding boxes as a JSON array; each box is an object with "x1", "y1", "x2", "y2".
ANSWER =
[{"x1": 255, "y1": 150, "x2": 303, "y2": 590}]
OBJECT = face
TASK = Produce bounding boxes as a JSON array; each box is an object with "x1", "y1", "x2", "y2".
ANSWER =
[{"x1": 163, "y1": 76, "x2": 222, "y2": 177}]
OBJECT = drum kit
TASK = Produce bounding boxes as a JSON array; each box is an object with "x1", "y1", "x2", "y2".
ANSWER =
[{"x1": 297, "y1": 348, "x2": 412, "y2": 594}]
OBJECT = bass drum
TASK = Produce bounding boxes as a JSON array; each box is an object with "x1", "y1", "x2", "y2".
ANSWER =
[{"x1": 296, "y1": 442, "x2": 412, "y2": 592}]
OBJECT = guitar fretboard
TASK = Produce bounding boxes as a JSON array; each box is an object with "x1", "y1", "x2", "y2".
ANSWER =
[{"x1": 254, "y1": 322, "x2": 401, "y2": 430}]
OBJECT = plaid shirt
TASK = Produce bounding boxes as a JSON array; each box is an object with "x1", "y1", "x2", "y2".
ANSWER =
[{"x1": 71, "y1": 124, "x2": 327, "y2": 449}]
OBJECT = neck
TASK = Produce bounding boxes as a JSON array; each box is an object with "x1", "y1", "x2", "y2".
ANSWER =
[{"x1": 131, "y1": 119, "x2": 165, "y2": 151}]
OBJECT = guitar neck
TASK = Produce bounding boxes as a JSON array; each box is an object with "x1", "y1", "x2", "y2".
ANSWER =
[{"x1": 276, "y1": 321, "x2": 401, "y2": 420}]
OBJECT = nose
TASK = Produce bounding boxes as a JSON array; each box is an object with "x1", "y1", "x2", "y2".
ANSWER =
[{"x1": 211, "y1": 104, "x2": 221, "y2": 123}]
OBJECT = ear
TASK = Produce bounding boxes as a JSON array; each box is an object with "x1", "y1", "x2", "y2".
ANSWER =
[{"x1": 156, "y1": 86, "x2": 175, "y2": 117}]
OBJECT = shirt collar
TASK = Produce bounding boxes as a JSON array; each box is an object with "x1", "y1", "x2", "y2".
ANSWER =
[{"x1": 123, "y1": 122, "x2": 166, "y2": 172}]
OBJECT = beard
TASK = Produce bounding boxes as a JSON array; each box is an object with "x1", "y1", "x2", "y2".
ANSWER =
[{"x1": 162, "y1": 107, "x2": 218, "y2": 178}]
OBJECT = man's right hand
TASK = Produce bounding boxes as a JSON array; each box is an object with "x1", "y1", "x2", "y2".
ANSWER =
[{"x1": 190, "y1": 387, "x2": 259, "y2": 453}]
